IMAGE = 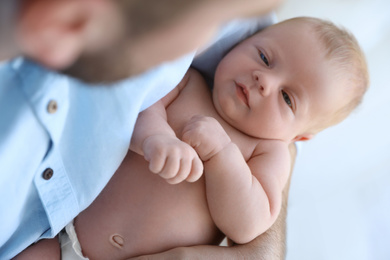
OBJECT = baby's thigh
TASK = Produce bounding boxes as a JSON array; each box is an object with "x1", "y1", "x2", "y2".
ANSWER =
[{"x1": 13, "y1": 237, "x2": 60, "y2": 260}]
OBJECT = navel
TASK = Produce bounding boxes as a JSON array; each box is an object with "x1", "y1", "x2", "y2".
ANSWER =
[{"x1": 109, "y1": 233, "x2": 125, "y2": 249}]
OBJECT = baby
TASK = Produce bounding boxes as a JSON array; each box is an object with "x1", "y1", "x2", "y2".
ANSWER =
[{"x1": 17, "y1": 17, "x2": 368, "y2": 260}]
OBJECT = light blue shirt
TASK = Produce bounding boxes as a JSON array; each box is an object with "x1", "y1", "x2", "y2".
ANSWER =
[
  {"x1": 0, "y1": 15, "x2": 275, "y2": 259},
  {"x1": 0, "y1": 54, "x2": 194, "y2": 258}
]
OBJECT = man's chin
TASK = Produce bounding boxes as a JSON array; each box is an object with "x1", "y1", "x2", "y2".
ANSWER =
[
  {"x1": 61, "y1": 59, "x2": 129, "y2": 85},
  {"x1": 60, "y1": 45, "x2": 138, "y2": 84}
]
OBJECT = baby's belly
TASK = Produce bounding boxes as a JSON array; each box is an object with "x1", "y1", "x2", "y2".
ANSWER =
[{"x1": 75, "y1": 151, "x2": 223, "y2": 260}]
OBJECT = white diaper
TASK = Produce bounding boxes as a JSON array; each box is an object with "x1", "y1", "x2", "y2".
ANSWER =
[{"x1": 59, "y1": 220, "x2": 89, "y2": 260}]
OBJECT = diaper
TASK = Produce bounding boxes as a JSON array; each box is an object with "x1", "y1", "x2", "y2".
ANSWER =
[{"x1": 59, "y1": 220, "x2": 89, "y2": 260}]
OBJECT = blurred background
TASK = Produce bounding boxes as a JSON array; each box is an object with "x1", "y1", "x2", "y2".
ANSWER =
[{"x1": 275, "y1": 0, "x2": 390, "y2": 259}]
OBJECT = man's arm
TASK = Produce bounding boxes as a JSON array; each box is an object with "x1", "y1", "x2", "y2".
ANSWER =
[{"x1": 130, "y1": 143, "x2": 296, "y2": 260}]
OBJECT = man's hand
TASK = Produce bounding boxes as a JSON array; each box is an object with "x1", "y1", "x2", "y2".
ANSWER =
[
  {"x1": 142, "y1": 134, "x2": 203, "y2": 184},
  {"x1": 182, "y1": 115, "x2": 231, "y2": 161}
]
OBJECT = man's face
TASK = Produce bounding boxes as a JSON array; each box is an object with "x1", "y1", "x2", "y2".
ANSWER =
[
  {"x1": 212, "y1": 20, "x2": 347, "y2": 142},
  {"x1": 62, "y1": 4, "x2": 221, "y2": 83},
  {"x1": 63, "y1": 0, "x2": 234, "y2": 83},
  {"x1": 2, "y1": 0, "x2": 281, "y2": 83},
  {"x1": 0, "y1": 0, "x2": 20, "y2": 60}
]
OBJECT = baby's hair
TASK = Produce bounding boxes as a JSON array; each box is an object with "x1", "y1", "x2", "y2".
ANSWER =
[{"x1": 283, "y1": 17, "x2": 369, "y2": 131}]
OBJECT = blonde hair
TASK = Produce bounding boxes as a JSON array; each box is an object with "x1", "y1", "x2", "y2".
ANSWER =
[{"x1": 283, "y1": 17, "x2": 369, "y2": 132}]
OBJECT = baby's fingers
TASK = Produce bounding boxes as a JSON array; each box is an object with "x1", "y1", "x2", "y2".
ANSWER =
[
  {"x1": 157, "y1": 155, "x2": 180, "y2": 180},
  {"x1": 147, "y1": 154, "x2": 166, "y2": 174},
  {"x1": 166, "y1": 155, "x2": 203, "y2": 184},
  {"x1": 165, "y1": 157, "x2": 192, "y2": 184},
  {"x1": 185, "y1": 156, "x2": 203, "y2": 182}
]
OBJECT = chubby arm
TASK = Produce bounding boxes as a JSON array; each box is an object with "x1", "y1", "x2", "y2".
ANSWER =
[
  {"x1": 129, "y1": 74, "x2": 187, "y2": 154},
  {"x1": 129, "y1": 74, "x2": 203, "y2": 184},
  {"x1": 183, "y1": 116, "x2": 291, "y2": 244},
  {"x1": 208, "y1": 140, "x2": 290, "y2": 244}
]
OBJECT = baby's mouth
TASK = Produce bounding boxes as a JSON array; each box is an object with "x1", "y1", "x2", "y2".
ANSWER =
[{"x1": 235, "y1": 82, "x2": 249, "y2": 107}]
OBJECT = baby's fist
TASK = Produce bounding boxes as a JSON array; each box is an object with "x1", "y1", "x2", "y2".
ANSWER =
[
  {"x1": 143, "y1": 135, "x2": 203, "y2": 184},
  {"x1": 182, "y1": 115, "x2": 231, "y2": 161}
]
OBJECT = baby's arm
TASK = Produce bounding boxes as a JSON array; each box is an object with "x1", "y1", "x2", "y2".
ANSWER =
[
  {"x1": 130, "y1": 74, "x2": 203, "y2": 184},
  {"x1": 183, "y1": 117, "x2": 291, "y2": 244}
]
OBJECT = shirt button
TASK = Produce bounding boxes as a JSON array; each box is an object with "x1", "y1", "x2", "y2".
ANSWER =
[
  {"x1": 47, "y1": 100, "x2": 58, "y2": 114},
  {"x1": 42, "y1": 168, "x2": 54, "y2": 180}
]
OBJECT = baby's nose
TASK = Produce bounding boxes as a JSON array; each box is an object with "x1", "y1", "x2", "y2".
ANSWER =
[{"x1": 253, "y1": 70, "x2": 271, "y2": 97}]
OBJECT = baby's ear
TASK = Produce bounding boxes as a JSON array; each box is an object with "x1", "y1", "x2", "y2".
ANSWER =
[
  {"x1": 292, "y1": 133, "x2": 314, "y2": 142},
  {"x1": 16, "y1": 0, "x2": 105, "y2": 69}
]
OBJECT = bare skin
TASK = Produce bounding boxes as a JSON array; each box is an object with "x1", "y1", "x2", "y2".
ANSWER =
[
  {"x1": 14, "y1": 144, "x2": 295, "y2": 260},
  {"x1": 75, "y1": 19, "x2": 350, "y2": 259},
  {"x1": 12, "y1": 238, "x2": 60, "y2": 260},
  {"x1": 74, "y1": 69, "x2": 285, "y2": 259},
  {"x1": 6, "y1": 1, "x2": 296, "y2": 259},
  {"x1": 15, "y1": 17, "x2": 359, "y2": 259},
  {"x1": 129, "y1": 143, "x2": 296, "y2": 260},
  {"x1": 4, "y1": 0, "x2": 283, "y2": 82},
  {"x1": 12, "y1": 141, "x2": 295, "y2": 260}
]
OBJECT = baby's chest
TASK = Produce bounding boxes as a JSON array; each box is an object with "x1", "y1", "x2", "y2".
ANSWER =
[
  {"x1": 166, "y1": 93, "x2": 259, "y2": 161},
  {"x1": 166, "y1": 87, "x2": 215, "y2": 137}
]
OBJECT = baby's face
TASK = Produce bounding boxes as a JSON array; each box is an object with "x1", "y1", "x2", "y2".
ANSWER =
[{"x1": 212, "y1": 20, "x2": 347, "y2": 142}]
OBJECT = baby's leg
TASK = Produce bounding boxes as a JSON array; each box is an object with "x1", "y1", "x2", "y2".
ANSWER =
[{"x1": 13, "y1": 237, "x2": 60, "y2": 260}]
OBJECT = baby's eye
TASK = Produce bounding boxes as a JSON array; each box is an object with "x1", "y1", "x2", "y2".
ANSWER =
[
  {"x1": 258, "y1": 50, "x2": 269, "y2": 67},
  {"x1": 282, "y1": 90, "x2": 293, "y2": 109}
]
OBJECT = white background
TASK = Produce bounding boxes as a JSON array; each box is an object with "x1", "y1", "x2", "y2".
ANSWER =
[{"x1": 276, "y1": 0, "x2": 390, "y2": 259}]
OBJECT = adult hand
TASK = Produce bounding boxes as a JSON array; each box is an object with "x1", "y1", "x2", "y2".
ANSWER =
[{"x1": 128, "y1": 247, "x2": 190, "y2": 260}]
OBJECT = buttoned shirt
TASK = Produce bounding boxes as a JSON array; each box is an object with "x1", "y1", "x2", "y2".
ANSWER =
[{"x1": 0, "y1": 15, "x2": 275, "y2": 259}]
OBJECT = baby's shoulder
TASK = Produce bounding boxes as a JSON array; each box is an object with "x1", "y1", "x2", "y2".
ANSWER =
[
  {"x1": 185, "y1": 68, "x2": 209, "y2": 88},
  {"x1": 178, "y1": 68, "x2": 211, "y2": 98},
  {"x1": 252, "y1": 139, "x2": 290, "y2": 159}
]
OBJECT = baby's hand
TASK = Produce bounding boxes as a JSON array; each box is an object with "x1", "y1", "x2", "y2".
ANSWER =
[
  {"x1": 182, "y1": 115, "x2": 231, "y2": 161},
  {"x1": 142, "y1": 135, "x2": 203, "y2": 184}
]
